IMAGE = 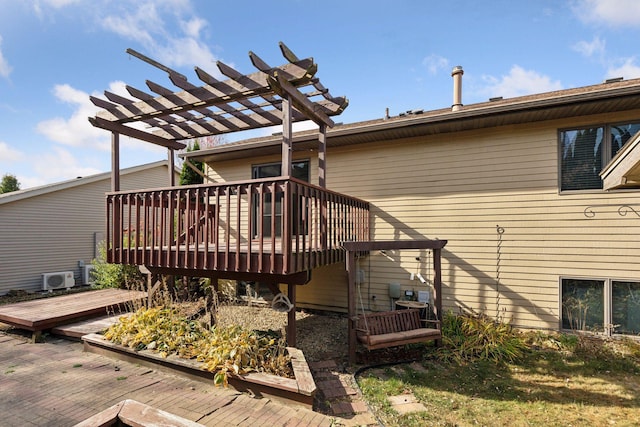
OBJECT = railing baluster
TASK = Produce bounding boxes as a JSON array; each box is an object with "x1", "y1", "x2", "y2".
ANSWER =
[
  {"x1": 203, "y1": 187, "x2": 210, "y2": 270},
  {"x1": 142, "y1": 194, "x2": 148, "y2": 266},
  {"x1": 158, "y1": 192, "x2": 163, "y2": 267},
  {"x1": 235, "y1": 184, "x2": 242, "y2": 272},
  {"x1": 270, "y1": 182, "x2": 277, "y2": 274},
  {"x1": 134, "y1": 194, "x2": 141, "y2": 265},
  {"x1": 258, "y1": 183, "x2": 264, "y2": 273},
  {"x1": 213, "y1": 187, "x2": 220, "y2": 270},
  {"x1": 167, "y1": 190, "x2": 173, "y2": 267},
  {"x1": 247, "y1": 184, "x2": 254, "y2": 272},
  {"x1": 283, "y1": 181, "x2": 289, "y2": 271},
  {"x1": 106, "y1": 196, "x2": 112, "y2": 263},
  {"x1": 185, "y1": 189, "x2": 192, "y2": 269},
  {"x1": 126, "y1": 194, "x2": 132, "y2": 265},
  {"x1": 224, "y1": 186, "x2": 231, "y2": 270}
]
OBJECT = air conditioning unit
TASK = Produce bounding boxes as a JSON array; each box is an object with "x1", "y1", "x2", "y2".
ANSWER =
[
  {"x1": 42, "y1": 271, "x2": 75, "y2": 291},
  {"x1": 83, "y1": 264, "x2": 96, "y2": 285}
]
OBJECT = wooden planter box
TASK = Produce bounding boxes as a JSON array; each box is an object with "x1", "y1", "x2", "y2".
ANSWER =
[{"x1": 82, "y1": 333, "x2": 316, "y2": 409}]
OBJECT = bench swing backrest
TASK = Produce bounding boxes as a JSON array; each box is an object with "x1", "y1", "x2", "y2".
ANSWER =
[
  {"x1": 355, "y1": 308, "x2": 441, "y2": 350},
  {"x1": 358, "y1": 309, "x2": 422, "y2": 335}
]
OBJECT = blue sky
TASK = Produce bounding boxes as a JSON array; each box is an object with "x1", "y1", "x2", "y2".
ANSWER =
[{"x1": 1, "y1": 0, "x2": 640, "y2": 189}]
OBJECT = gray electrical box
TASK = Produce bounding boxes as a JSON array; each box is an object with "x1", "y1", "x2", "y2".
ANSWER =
[{"x1": 389, "y1": 282, "x2": 402, "y2": 299}]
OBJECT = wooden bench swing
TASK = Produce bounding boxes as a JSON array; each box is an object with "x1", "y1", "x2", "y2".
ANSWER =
[
  {"x1": 343, "y1": 239, "x2": 448, "y2": 364},
  {"x1": 355, "y1": 308, "x2": 441, "y2": 350}
]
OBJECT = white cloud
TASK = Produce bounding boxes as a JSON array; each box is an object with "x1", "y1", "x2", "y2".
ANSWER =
[
  {"x1": 99, "y1": 1, "x2": 219, "y2": 72},
  {"x1": 606, "y1": 57, "x2": 640, "y2": 79},
  {"x1": 36, "y1": 81, "x2": 167, "y2": 157},
  {"x1": 36, "y1": 83, "x2": 109, "y2": 150},
  {"x1": 180, "y1": 17, "x2": 207, "y2": 38},
  {"x1": 572, "y1": 36, "x2": 606, "y2": 58},
  {"x1": 41, "y1": 0, "x2": 81, "y2": 7},
  {"x1": 480, "y1": 65, "x2": 563, "y2": 99},
  {"x1": 0, "y1": 35, "x2": 12, "y2": 79},
  {"x1": 160, "y1": 36, "x2": 219, "y2": 69},
  {"x1": 101, "y1": 4, "x2": 160, "y2": 47},
  {"x1": 573, "y1": 0, "x2": 640, "y2": 27},
  {"x1": 26, "y1": 146, "x2": 102, "y2": 186},
  {"x1": 422, "y1": 54, "x2": 450, "y2": 75},
  {"x1": 0, "y1": 141, "x2": 23, "y2": 163},
  {"x1": 33, "y1": 0, "x2": 82, "y2": 19}
]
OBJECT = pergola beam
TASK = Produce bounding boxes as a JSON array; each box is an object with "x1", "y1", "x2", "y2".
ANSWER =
[
  {"x1": 89, "y1": 116, "x2": 185, "y2": 150},
  {"x1": 268, "y1": 72, "x2": 335, "y2": 128}
]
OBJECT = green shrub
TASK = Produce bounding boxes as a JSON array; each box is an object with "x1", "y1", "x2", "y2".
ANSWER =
[
  {"x1": 91, "y1": 242, "x2": 142, "y2": 289},
  {"x1": 437, "y1": 311, "x2": 528, "y2": 364}
]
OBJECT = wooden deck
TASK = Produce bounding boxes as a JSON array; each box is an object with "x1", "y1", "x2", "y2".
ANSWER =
[{"x1": 0, "y1": 289, "x2": 145, "y2": 340}]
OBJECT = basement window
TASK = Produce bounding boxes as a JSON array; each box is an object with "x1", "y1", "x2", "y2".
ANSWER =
[
  {"x1": 559, "y1": 121, "x2": 640, "y2": 191},
  {"x1": 561, "y1": 277, "x2": 640, "y2": 335}
]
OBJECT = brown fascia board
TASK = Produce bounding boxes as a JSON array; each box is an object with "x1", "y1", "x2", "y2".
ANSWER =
[{"x1": 182, "y1": 78, "x2": 640, "y2": 163}]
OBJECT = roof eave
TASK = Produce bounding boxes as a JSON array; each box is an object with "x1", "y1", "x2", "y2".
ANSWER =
[{"x1": 183, "y1": 80, "x2": 640, "y2": 163}]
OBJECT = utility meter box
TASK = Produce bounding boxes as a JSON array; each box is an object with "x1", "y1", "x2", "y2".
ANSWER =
[
  {"x1": 389, "y1": 282, "x2": 402, "y2": 299},
  {"x1": 418, "y1": 290, "x2": 430, "y2": 303}
]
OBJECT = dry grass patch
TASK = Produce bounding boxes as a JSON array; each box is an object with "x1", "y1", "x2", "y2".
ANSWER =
[{"x1": 358, "y1": 332, "x2": 640, "y2": 427}]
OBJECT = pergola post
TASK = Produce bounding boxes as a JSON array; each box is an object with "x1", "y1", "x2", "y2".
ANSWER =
[
  {"x1": 281, "y1": 96, "x2": 292, "y2": 177},
  {"x1": 318, "y1": 124, "x2": 327, "y2": 188},
  {"x1": 111, "y1": 131, "x2": 120, "y2": 192},
  {"x1": 110, "y1": 131, "x2": 121, "y2": 259},
  {"x1": 168, "y1": 148, "x2": 176, "y2": 186},
  {"x1": 286, "y1": 282, "x2": 297, "y2": 347},
  {"x1": 433, "y1": 248, "x2": 443, "y2": 321},
  {"x1": 346, "y1": 249, "x2": 357, "y2": 364}
]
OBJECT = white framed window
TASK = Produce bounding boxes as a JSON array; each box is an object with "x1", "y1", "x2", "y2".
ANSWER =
[
  {"x1": 559, "y1": 121, "x2": 640, "y2": 191},
  {"x1": 561, "y1": 277, "x2": 640, "y2": 336}
]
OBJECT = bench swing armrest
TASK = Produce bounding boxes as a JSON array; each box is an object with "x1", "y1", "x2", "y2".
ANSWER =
[{"x1": 420, "y1": 319, "x2": 441, "y2": 329}]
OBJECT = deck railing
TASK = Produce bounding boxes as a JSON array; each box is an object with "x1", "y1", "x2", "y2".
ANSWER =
[{"x1": 106, "y1": 177, "x2": 369, "y2": 276}]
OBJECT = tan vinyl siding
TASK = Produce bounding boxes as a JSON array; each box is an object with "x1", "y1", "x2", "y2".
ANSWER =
[
  {"x1": 0, "y1": 164, "x2": 174, "y2": 295},
  {"x1": 206, "y1": 110, "x2": 640, "y2": 330}
]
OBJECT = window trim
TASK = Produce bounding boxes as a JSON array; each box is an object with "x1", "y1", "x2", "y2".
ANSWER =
[
  {"x1": 558, "y1": 120, "x2": 640, "y2": 194},
  {"x1": 250, "y1": 160, "x2": 310, "y2": 238},
  {"x1": 251, "y1": 160, "x2": 311, "y2": 181},
  {"x1": 559, "y1": 275, "x2": 640, "y2": 336}
]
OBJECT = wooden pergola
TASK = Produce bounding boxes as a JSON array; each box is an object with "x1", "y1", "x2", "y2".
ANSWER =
[
  {"x1": 88, "y1": 43, "x2": 357, "y2": 347},
  {"x1": 89, "y1": 42, "x2": 349, "y2": 191}
]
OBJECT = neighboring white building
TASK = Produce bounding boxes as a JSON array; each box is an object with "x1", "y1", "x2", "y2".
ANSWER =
[{"x1": 0, "y1": 161, "x2": 178, "y2": 295}]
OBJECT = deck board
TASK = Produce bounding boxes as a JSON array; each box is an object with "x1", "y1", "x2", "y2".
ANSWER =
[
  {"x1": 0, "y1": 289, "x2": 146, "y2": 332},
  {"x1": 51, "y1": 313, "x2": 131, "y2": 339}
]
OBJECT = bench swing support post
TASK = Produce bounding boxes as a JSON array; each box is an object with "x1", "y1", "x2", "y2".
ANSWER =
[{"x1": 346, "y1": 249, "x2": 358, "y2": 365}]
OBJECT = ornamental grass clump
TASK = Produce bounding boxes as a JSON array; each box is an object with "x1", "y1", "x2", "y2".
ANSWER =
[
  {"x1": 436, "y1": 311, "x2": 528, "y2": 364},
  {"x1": 103, "y1": 307, "x2": 293, "y2": 386}
]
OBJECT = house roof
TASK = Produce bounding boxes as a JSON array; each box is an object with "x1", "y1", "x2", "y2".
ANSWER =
[
  {"x1": 183, "y1": 77, "x2": 640, "y2": 163},
  {"x1": 0, "y1": 160, "x2": 174, "y2": 206}
]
